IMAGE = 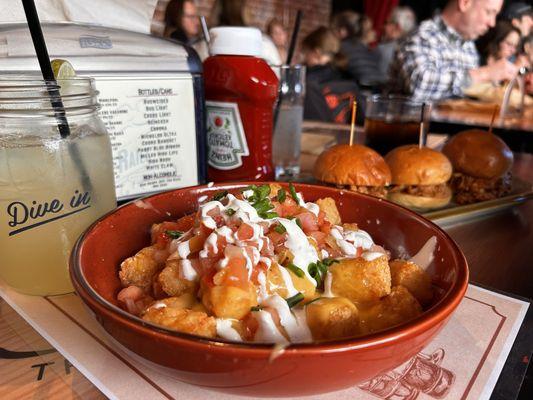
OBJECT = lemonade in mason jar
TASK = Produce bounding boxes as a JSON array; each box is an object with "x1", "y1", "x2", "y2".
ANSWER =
[{"x1": 0, "y1": 76, "x2": 116, "y2": 295}]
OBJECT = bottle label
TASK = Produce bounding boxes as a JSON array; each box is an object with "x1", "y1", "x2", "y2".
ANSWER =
[{"x1": 206, "y1": 101, "x2": 249, "y2": 170}]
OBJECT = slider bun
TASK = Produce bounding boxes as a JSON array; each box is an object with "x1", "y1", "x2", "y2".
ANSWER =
[
  {"x1": 385, "y1": 145, "x2": 452, "y2": 185},
  {"x1": 389, "y1": 188, "x2": 452, "y2": 211},
  {"x1": 313, "y1": 144, "x2": 391, "y2": 186},
  {"x1": 442, "y1": 129, "x2": 513, "y2": 179}
]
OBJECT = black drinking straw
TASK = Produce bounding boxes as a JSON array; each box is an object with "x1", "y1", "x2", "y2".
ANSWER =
[
  {"x1": 22, "y1": 0, "x2": 70, "y2": 138},
  {"x1": 273, "y1": 10, "x2": 303, "y2": 129},
  {"x1": 285, "y1": 10, "x2": 302, "y2": 66},
  {"x1": 22, "y1": 0, "x2": 93, "y2": 193}
]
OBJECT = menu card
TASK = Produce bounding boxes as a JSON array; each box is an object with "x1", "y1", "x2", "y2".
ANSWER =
[
  {"x1": 96, "y1": 76, "x2": 199, "y2": 200},
  {"x1": 0, "y1": 283, "x2": 528, "y2": 400}
]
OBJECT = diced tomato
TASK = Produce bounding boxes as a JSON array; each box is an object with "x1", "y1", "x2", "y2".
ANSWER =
[
  {"x1": 188, "y1": 233, "x2": 207, "y2": 255},
  {"x1": 202, "y1": 267, "x2": 217, "y2": 289},
  {"x1": 309, "y1": 230, "x2": 327, "y2": 247},
  {"x1": 236, "y1": 223, "x2": 254, "y2": 241},
  {"x1": 251, "y1": 261, "x2": 268, "y2": 284},
  {"x1": 319, "y1": 220, "x2": 332, "y2": 234},
  {"x1": 260, "y1": 236, "x2": 275, "y2": 256},
  {"x1": 295, "y1": 211, "x2": 319, "y2": 233},
  {"x1": 273, "y1": 197, "x2": 301, "y2": 217},
  {"x1": 221, "y1": 257, "x2": 249, "y2": 289},
  {"x1": 199, "y1": 256, "x2": 217, "y2": 273},
  {"x1": 213, "y1": 215, "x2": 225, "y2": 227},
  {"x1": 151, "y1": 220, "x2": 188, "y2": 247},
  {"x1": 242, "y1": 312, "x2": 259, "y2": 341},
  {"x1": 224, "y1": 244, "x2": 245, "y2": 259}
]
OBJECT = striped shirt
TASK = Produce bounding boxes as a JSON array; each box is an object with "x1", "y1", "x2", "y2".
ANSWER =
[{"x1": 389, "y1": 14, "x2": 479, "y2": 101}]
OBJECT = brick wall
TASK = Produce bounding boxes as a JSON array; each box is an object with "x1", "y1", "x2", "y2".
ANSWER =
[{"x1": 152, "y1": 0, "x2": 331, "y2": 48}]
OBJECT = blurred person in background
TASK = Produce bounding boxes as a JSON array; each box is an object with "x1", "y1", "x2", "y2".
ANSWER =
[
  {"x1": 360, "y1": 15, "x2": 377, "y2": 46},
  {"x1": 499, "y1": 1, "x2": 532, "y2": 38},
  {"x1": 477, "y1": 20, "x2": 524, "y2": 66},
  {"x1": 522, "y1": 34, "x2": 533, "y2": 94},
  {"x1": 389, "y1": 0, "x2": 518, "y2": 101},
  {"x1": 267, "y1": 18, "x2": 288, "y2": 63},
  {"x1": 377, "y1": 6, "x2": 417, "y2": 78},
  {"x1": 331, "y1": 11, "x2": 385, "y2": 88},
  {"x1": 193, "y1": 0, "x2": 281, "y2": 65},
  {"x1": 165, "y1": 0, "x2": 200, "y2": 44},
  {"x1": 301, "y1": 26, "x2": 365, "y2": 124}
]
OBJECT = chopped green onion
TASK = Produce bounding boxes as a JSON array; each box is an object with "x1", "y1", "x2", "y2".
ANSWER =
[
  {"x1": 273, "y1": 224, "x2": 286, "y2": 234},
  {"x1": 286, "y1": 262, "x2": 305, "y2": 278},
  {"x1": 307, "y1": 259, "x2": 339, "y2": 287},
  {"x1": 212, "y1": 190, "x2": 228, "y2": 201},
  {"x1": 288, "y1": 182, "x2": 299, "y2": 202},
  {"x1": 295, "y1": 218, "x2": 302, "y2": 229},
  {"x1": 304, "y1": 297, "x2": 324, "y2": 306},
  {"x1": 277, "y1": 188, "x2": 286, "y2": 203},
  {"x1": 286, "y1": 292, "x2": 304, "y2": 308},
  {"x1": 165, "y1": 230, "x2": 183, "y2": 239},
  {"x1": 225, "y1": 208, "x2": 236, "y2": 216},
  {"x1": 262, "y1": 211, "x2": 278, "y2": 219},
  {"x1": 257, "y1": 184, "x2": 271, "y2": 199},
  {"x1": 250, "y1": 306, "x2": 263, "y2": 312}
]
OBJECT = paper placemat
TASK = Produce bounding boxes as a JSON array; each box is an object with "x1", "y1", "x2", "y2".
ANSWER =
[{"x1": 0, "y1": 282, "x2": 529, "y2": 400}]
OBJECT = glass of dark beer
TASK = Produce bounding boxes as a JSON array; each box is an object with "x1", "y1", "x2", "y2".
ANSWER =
[{"x1": 364, "y1": 95, "x2": 426, "y2": 155}]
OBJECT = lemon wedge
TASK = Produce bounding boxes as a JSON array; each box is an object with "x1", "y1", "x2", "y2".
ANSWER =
[{"x1": 51, "y1": 59, "x2": 76, "y2": 79}]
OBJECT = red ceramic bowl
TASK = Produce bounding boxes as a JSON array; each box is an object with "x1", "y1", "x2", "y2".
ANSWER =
[{"x1": 70, "y1": 182, "x2": 468, "y2": 397}]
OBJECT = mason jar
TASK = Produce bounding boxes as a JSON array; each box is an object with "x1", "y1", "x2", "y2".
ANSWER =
[{"x1": 0, "y1": 77, "x2": 117, "y2": 295}]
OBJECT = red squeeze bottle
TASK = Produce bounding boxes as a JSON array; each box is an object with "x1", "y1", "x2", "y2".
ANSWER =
[{"x1": 204, "y1": 27, "x2": 279, "y2": 182}]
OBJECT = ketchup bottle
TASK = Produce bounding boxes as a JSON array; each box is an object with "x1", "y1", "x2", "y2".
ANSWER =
[{"x1": 204, "y1": 27, "x2": 279, "y2": 182}]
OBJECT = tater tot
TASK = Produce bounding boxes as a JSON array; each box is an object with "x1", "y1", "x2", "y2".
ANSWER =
[
  {"x1": 158, "y1": 259, "x2": 198, "y2": 297},
  {"x1": 306, "y1": 297, "x2": 359, "y2": 340},
  {"x1": 267, "y1": 263, "x2": 316, "y2": 301},
  {"x1": 202, "y1": 285, "x2": 257, "y2": 319},
  {"x1": 359, "y1": 285, "x2": 423, "y2": 334},
  {"x1": 141, "y1": 300, "x2": 216, "y2": 337},
  {"x1": 119, "y1": 246, "x2": 163, "y2": 292},
  {"x1": 152, "y1": 292, "x2": 205, "y2": 312},
  {"x1": 316, "y1": 197, "x2": 342, "y2": 225},
  {"x1": 329, "y1": 256, "x2": 391, "y2": 304},
  {"x1": 389, "y1": 259, "x2": 433, "y2": 306}
]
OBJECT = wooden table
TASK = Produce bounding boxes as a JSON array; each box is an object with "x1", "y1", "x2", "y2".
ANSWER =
[{"x1": 431, "y1": 101, "x2": 533, "y2": 152}]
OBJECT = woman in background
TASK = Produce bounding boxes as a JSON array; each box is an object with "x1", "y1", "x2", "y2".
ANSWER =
[
  {"x1": 301, "y1": 26, "x2": 365, "y2": 124},
  {"x1": 267, "y1": 18, "x2": 288, "y2": 63},
  {"x1": 193, "y1": 0, "x2": 281, "y2": 65},
  {"x1": 165, "y1": 0, "x2": 200, "y2": 45},
  {"x1": 331, "y1": 11, "x2": 384, "y2": 88},
  {"x1": 477, "y1": 21, "x2": 523, "y2": 66}
]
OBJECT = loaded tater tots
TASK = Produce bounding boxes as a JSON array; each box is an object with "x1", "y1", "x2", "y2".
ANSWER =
[{"x1": 117, "y1": 184, "x2": 435, "y2": 343}]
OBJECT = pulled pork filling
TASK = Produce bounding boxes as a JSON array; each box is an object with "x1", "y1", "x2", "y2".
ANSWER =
[
  {"x1": 332, "y1": 183, "x2": 388, "y2": 198},
  {"x1": 449, "y1": 171, "x2": 512, "y2": 204},
  {"x1": 389, "y1": 183, "x2": 451, "y2": 198}
]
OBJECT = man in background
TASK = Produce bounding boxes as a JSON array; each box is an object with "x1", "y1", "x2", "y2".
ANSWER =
[
  {"x1": 389, "y1": 0, "x2": 519, "y2": 101},
  {"x1": 377, "y1": 6, "x2": 417, "y2": 79}
]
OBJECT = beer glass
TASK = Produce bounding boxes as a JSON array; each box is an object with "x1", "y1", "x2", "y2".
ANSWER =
[
  {"x1": 364, "y1": 95, "x2": 427, "y2": 155},
  {"x1": 272, "y1": 65, "x2": 306, "y2": 179},
  {"x1": 0, "y1": 77, "x2": 117, "y2": 295}
]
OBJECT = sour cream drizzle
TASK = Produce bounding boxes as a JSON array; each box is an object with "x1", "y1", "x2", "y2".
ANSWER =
[
  {"x1": 278, "y1": 218, "x2": 319, "y2": 285},
  {"x1": 216, "y1": 319, "x2": 242, "y2": 341},
  {"x1": 330, "y1": 226, "x2": 374, "y2": 256},
  {"x1": 180, "y1": 259, "x2": 198, "y2": 281},
  {"x1": 262, "y1": 295, "x2": 312, "y2": 343}
]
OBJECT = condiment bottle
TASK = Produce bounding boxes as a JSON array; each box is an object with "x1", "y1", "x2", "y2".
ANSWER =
[{"x1": 204, "y1": 27, "x2": 279, "y2": 182}]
